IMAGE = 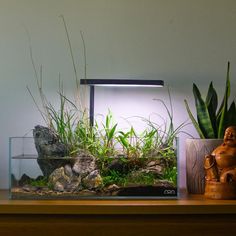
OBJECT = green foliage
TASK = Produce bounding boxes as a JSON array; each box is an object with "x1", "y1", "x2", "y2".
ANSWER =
[
  {"x1": 27, "y1": 177, "x2": 49, "y2": 187},
  {"x1": 102, "y1": 170, "x2": 128, "y2": 187},
  {"x1": 102, "y1": 110, "x2": 118, "y2": 155},
  {"x1": 184, "y1": 62, "x2": 236, "y2": 138},
  {"x1": 102, "y1": 170, "x2": 156, "y2": 187},
  {"x1": 126, "y1": 172, "x2": 156, "y2": 186},
  {"x1": 162, "y1": 166, "x2": 177, "y2": 186},
  {"x1": 46, "y1": 90, "x2": 82, "y2": 155},
  {"x1": 27, "y1": 16, "x2": 89, "y2": 156},
  {"x1": 152, "y1": 88, "x2": 187, "y2": 147},
  {"x1": 117, "y1": 127, "x2": 142, "y2": 159},
  {"x1": 95, "y1": 111, "x2": 118, "y2": 158}
]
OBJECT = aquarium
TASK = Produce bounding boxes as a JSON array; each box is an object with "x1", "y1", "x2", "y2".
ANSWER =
[
  {"x1": 10, "y1": 78, "x2": 181, "y2": 199},
  {"x1": 9, "y1": 134, "x2": 178, "y2": 199}
]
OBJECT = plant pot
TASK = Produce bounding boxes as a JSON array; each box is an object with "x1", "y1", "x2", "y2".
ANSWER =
[{"x1": 186, "y1": 139, "x2": 223, "y2": 194}]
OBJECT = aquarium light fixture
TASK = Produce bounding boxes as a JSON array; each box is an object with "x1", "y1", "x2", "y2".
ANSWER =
[
  {"x1": 80, "y1": 79, "x2": 164, "y2": 87},
  {"x1": 80, "y1": 79, "x2": 164, "y2": 125}
]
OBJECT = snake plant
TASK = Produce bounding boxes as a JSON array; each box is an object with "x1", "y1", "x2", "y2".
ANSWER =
[{"x1": 184, "y1": 62, "x2": 236, "y2": 139}]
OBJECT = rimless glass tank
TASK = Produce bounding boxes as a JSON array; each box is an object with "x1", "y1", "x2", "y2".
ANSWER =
[{"x1": 10, "y1": 79, "x2": 179, "y2": 199}]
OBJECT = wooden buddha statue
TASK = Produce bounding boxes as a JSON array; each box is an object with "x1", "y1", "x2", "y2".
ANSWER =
[{"x1": 204, "y1": 126, "x2": 236, "y2": 199}]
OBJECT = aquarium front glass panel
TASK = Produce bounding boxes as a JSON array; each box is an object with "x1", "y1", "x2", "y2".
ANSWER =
[{"x1": 9, "y1": 137, "x2": 178, "y2": 199}]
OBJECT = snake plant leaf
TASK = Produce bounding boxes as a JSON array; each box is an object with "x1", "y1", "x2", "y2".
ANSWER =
[
  {"x1": 193, "y1": 83, "x2": 215, "y2": 138},
  {"x1": 206, "y1": 82, "x2": 218, "y2": 113},
  {"x1": 184, "y1": 99, "x2": 205, "y2": 138},
  {"x1": 185, "y1": 62, "x2": 234, "y2": 139},
  {"x1": 217, "y1": 62, "x2": 231, "y2": 138},
  {"x1": 205, "y1": 82, "x2": 218, "y2": 136},
  {"x1": 217, "y1": 62, "x2": 231, "y2": 118},
  {"x1": 227, "y1": 101, "x2": 236, "y2": 126}
]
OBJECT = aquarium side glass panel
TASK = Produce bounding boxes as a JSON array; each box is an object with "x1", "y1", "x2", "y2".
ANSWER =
[{"x1": 9, "y1": 137, "x2": 42, "y2": 199}]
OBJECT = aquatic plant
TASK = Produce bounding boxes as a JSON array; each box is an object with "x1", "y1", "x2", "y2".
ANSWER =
[
  {"x1": 100, "y1": 110, "x2": 118, "y2": 157},
  {"x1": 102, "y1": 170, "x2": 128, "y2": 187},
  {"x1": 90, "y1": 111, "x2": 120, "y2": 173},
  {"x1": 162, "y1": 166, "x2": 177, "y2": 186},
  {"x1": 27, "y1": 177, "x2": 49, "y2": 187},
  {"x1": 140, "y1": 128, "x2": 158, "y2": 157},
  {"x1": 27, "y1": 79, "x2": 85, "y2": 155},
  {"x1": 139, "y1": 88, "x2": 186, "y2": 169},
  {"x1": 152, "y1": 88, "x2": 186, "y2": 147},
  {"x1": 102, "y1": 169, "x2": 157, "y2": 187},
  {"x1": 74, "y1": 116, "x2": 99, "y2": 155},
  {"x1": 126, "y1": 171, "x2": 156, "y2": 186},
  {"x1": 98, "y1": 91, "x2": 182, "y2": 188},
  {"x1": 27, "y1": 16, "x2": 89, "y2": 155},
  {"x1": 117, "y1": 126, "x2": 142, "y2": 160}
]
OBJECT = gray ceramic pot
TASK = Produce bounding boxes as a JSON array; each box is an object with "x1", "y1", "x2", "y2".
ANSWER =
[{"x1": 186, "y1": 139, "x2": 223, "y2": 194}]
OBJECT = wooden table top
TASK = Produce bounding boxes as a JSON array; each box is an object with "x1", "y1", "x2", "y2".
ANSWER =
[{"x1": 1, "y1": 190, "x2": 236, "y2": 215}]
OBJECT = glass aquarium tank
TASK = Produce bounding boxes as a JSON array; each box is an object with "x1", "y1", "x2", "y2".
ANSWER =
[
  {"x1": 9, "y1": 79, "x2": 179, "y2": 199},
  {"x1": 9, "y1": 136, "x2": 178, "y2": 199}
]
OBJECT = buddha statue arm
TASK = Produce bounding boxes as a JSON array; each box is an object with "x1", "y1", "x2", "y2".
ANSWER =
[
  {"x1": 204, "y1": 154, "x2": 219, "y2": 182},
  {"x1": 220, "y1": 168, "x2": 236, "y2": 183}
]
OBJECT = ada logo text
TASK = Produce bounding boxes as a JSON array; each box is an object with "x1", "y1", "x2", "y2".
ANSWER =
[{"x1": 163, "y1": 189, "x2": 176, "y2": 195}]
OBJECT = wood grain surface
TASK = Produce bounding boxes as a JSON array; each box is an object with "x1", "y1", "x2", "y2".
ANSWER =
[{"x1": 1, "y1": 190, "x2": 236, "y2": 236}]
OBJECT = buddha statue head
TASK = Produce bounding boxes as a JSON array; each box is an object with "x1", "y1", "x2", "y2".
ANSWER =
[{"x1": 224, "y1": 126, "x2": 236, "y2": 147}]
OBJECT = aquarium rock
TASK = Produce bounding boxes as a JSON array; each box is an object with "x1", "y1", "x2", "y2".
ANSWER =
[
  {"x1": 142, "y1": 160, "x2": 164, "y2": 176},
  {"x1": 22, "y1": 185, "x2": 38, "y2": 192},
  {"x1": 64, "y1": 163, "x2": 73, "y2": 177},
  {"x1": 33, "y1": 125, "x2": 69, "y2": 176},
  {"x1": 49, "y1": 167, "x2": 70, "y2": 191},
  {"x1": 53, "y1": 182, "x2": 65, "y2": 192},
  {"x1": 82, "y1": 170, "x2": 103, "y2": 190},
  {"x1": 49, "y1": 165, "x2": 81, "y2": 192},
  {"x1": 72, "y1": 152, "x2": 97, "y2": 177},
  {"x1": 107, "y1": 158, "x2": 129, "y2": 173},
  {"x1": 33, "y1": 125, "x2": 68, "y2": 156},
  {"x1": 37, "y1": 158, "x2": 71, "y2": 177}
]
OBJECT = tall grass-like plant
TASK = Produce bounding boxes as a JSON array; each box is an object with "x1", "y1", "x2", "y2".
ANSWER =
[
  {"x1": 184, "y1": 62, "x2": 236, "y2": 139},
  {"x1": 27, "y1": 16, "x2": 89, "y2": 155},
  {"x1": 149, "y1": 87, "x2": 188, "y2": 148},
  {"x1": 74, "y1": 116, "x2": 99, "y2": 155},
  {"x1": 46, "y1": 87, "x2": 79, "y2": 154},
  {"x1": 28, "y1": 78, "x2": 85, "y2": 155}
]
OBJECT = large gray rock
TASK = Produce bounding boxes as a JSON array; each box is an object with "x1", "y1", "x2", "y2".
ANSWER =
[
  {"x1": 33, "y1": 125, "x2": 68, "y2": 157},
  {"x1": 33, "y1": 125, "x2": 69, "y2": 176}
]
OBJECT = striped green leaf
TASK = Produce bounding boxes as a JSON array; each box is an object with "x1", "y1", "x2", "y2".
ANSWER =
[
  {"x1": 205, "y1": 82, "x2": 218, "y2": 136},
  {"x1": 217, "y1": 62, "x2": 231, "y2": 138},
  {"x1": 193, "y1": 83, "x2": 215, "y2": 138},
  {"x1": 184, "y1": 99, "x2": 205, "y2": 138},
  {"x1": 226, "y1": 101, "x2": 236, "y2": 126}
]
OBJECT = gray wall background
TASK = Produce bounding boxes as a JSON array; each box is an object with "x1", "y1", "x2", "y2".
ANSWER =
[{"x1": 0, "y1": 0, "x2": 236, "y2": 189}]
